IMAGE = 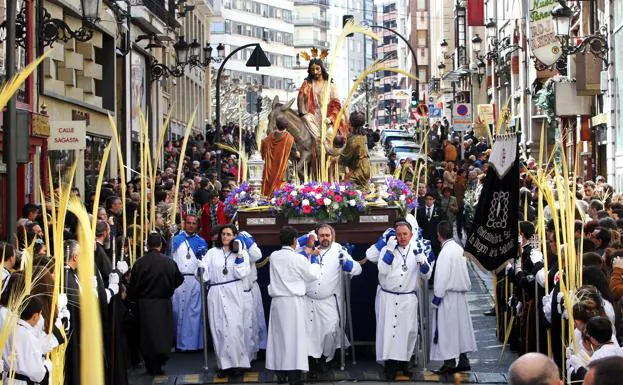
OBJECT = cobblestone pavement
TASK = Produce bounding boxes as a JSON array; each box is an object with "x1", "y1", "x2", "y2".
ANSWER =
[{"x1": 128, "y1": 261, "x2": 516, "y2": 385}]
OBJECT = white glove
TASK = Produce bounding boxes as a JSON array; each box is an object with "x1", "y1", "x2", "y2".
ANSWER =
[
  {"x1": 386, "y1": 236, "x2": 398, "y2": 251},
  {"x1": 613, "y1": 257, "x2": 623, "y2": 270},
  {"x1": 516, "y1": 301, "x2": 522, "y2": 314},
  {"x1": 108, "y1": 272, "x2": 120, "y2": 286},
  {"x1": 567, "y1": 354, "x2": 585, "y2": 373},
  {"x1": 44, "y1": 359, "x2": 52, "y2": 374},
  {"x1": 415, "y1": 251, "x2": 427, "y2": 265},
  {"x1": 91, "y1": 276, "x2": 98, "y2": 293},
  {"x1": 116, "y1": 261, "x2": 129, "y2": 275},
  {"x1": 57, "y1": 293, "x2": 68, "y2": 311}
]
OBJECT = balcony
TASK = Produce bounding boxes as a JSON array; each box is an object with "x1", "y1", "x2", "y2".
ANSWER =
[
  {"x1": 133, "y1": 0, "x2": 180, "y2": 29},
  {"x1": 294, "y1": 17, "x2": 330, "y2": 29},
  {"x1": 294, "y1": 0, "x2": 329, "y2": 7},
  {"x1": 294, "y1": 39, "x2": 330, "y2": 49}
]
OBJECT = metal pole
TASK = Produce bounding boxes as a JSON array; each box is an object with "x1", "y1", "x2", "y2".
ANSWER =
[
  {"x1": 345, "y1": 270, "x2": 356, "y2": 364},
  {"x1": 339, "y1": 255, "x2": 346, "y2": 371},
  {"x1": 370, "y1": 25, "x2": 419, "y2": 102},
  {"x1": 534, "y1": 279, "x2": 540, "y2": 353},
  {"x1": 215, "y1": 43, "x2": 260, "y2": 180},
  {"x1": 4, "y1": 0, "x2": 17, "y2": 243},
  {"x1": 198, "y1": 267, "x2": 210, "y2": 370}
]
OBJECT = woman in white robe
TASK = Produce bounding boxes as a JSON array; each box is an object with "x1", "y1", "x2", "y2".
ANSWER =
[{"x1": 200, "y1": 224, "x2": 251, "y2": 376}]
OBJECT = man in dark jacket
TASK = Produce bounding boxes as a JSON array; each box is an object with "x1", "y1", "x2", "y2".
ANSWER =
[{"x1": 128, "y1": 232, "x2": 184, "y2": 375}]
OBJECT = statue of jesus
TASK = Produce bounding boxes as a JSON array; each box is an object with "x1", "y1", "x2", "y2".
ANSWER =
[{"x1": 297, "y1": 54, "x2": 347, "y2": 142}]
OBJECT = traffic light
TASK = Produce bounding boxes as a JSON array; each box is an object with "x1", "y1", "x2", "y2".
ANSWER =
[
  {"x1": 343, "y1": 15, "x2": 354, "y2": 37},
  {"x1": 410, "y1": 90, "x2": 418, "y2": 108}
]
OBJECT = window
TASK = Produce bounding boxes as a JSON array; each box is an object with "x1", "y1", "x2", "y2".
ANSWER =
[
  {"x1": 236, "y1": 23, "x2": 243, "y2": 35},
  {"x1": 417, "y1": 30, "x2": 427, "y2": 47},
  {"x1": 283, "y1": 56, "x2": 293, "y2": 68},
  {"x1": 211, "y1": 21, "x2": 225, "y2": 33}
]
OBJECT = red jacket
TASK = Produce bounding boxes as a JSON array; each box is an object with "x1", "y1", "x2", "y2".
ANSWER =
[{"x1": 200, "y1": 201, "x2": 227, "y2": 243}]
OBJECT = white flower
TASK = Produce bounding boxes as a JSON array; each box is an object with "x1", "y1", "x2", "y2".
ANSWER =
[
  {"x1": 239, "y1": 191, "x2": 246, "y2": 198},
  {"x1": 399, "y1": 194, "x2": 406, "y2": 201},
  {"x1": 332, "y1": 202, "x2": 340, "y2": 209},
  {"x1": 315, "y1": 193, "x2": 322, "y2": 199},
  {"x1": 339, "y1": 185, "x2": 346, "y2": 192},
  {"x1": 323, "y1": 198, "x2": 332, "y2": 206},
  {"x1": 271, "y1": 198, "x2": 276, "y2": 204},
  {"x1": 302, "y1": 199, "x2": 310, "y2": 206},
  {"x1": 348, "y1": 199, "x2": 356, "y2": 206},
  {"x1": 290, "y1": 190, "x2": 297, "y2": 196}
]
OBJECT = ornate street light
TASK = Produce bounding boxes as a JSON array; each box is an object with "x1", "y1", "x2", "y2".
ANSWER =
[
  {"x1": 551, "y1": 1, "x2": 573, "y2": 37},
  {"x1": 550, "y1": 0, "x2": 608, "y2": 65},
  {"x1": 471, "y1": 34, "x2": 482, "y2": 54},
  {"x1": 0, "y1": 0, "x2": 104, "y2": 47}
]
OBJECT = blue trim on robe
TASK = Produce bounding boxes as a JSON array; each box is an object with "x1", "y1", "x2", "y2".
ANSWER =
[{"x1": 170, "y1": 231, "x2": 208, "y2": 259}]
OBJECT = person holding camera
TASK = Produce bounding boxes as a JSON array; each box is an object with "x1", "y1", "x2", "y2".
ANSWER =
[
  {"x1": 199, "y1": 224, "x2": 251, "y2": 377},
  {"x1": 296, "y1": 224, "x2": 362, "y2": 377}
]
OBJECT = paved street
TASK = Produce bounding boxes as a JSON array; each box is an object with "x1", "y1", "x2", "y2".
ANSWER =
[{"x1": 128, "y1": 261, "x2": 515, "y2": 385}]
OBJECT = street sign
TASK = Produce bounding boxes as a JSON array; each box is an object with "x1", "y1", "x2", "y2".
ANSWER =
[
  {"x1": 429, "y1": 107, "x2": 442, "y2": 117},
  {"x1": 453, "y1": 103, "x2": 472, "y2": 131}
]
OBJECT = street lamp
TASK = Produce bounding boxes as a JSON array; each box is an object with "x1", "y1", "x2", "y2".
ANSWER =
[
  {"x1": 215, "y1": 43, "x2": 271, "y2": 179},
  {"x1": 550, "y1": 0, "x2": 608, "y2": 65},
  {"x1": 151, "y1": 38, "x2": 228, "y2": 81},
  {"x1": 551, "y1": 1, "x2": 573, "y2": 37},
  {"x1": 471, "y1": 34, "x2": 482, "y2": 54},
  {"x1": 438, "y1": 62, "x2": 446, "y2": 75}
]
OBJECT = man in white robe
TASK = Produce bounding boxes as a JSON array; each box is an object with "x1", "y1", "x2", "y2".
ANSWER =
[
  {"x1": 373, "y1": 220, "x2": 432, "y2": 379},
  {"x1": 430, "y1": 220, "x2": 477, "y2": 373},
  {"x1": 170, "y1": 213, "x2": 208, "y2": 351},
  {"x1": 266, "y1": 226, "x2": 321, "y2": 385},
  {"x1": 299, "y1": 224, "x2": 362, "y2": 375}
]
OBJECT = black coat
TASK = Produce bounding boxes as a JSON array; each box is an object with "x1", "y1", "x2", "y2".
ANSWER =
[
  {"x1": 64, "y1": 267, "x2": 81, "y2": 385},
  {"x1": 128, "y1": 250, "x2": 184, "y2": 356},
  {"x1": 416, "y1": 205, "x2": 447, "y2": 256}
]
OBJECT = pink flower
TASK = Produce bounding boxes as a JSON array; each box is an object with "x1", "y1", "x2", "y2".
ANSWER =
[
  {"x1": 287, "y1": 195, "x2": 293, "y2": 202},
  {"x1": 231, "y1": 199, "x2": 237, "y2": 205},
  {"x1": 303, "y1": 205, "x2": 312, "y2": 214},
  {"x1": 293, "y1": 199, "x2": 300, "y2": 206},
  {"x1": 335, "y1": 195, "x2": 343, "y2": 203},
  {"x1": 276, "y1": 198, "x2": 283, "y2": 206},
  {"x1": 317, "y1": 198, "x2": 324, "y2": 205}
]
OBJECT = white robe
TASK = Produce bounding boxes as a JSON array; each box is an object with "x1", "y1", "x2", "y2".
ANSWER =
[
  {"x1": 6, "y1": 320, "x2": 51, "y2": 385},
  {"x1": 430, "y1": 239, "x2": 477, "y2": 361},
  {"x1": 265, "y1": 246, "x2": 321, "y2": 371},
  {"x1": 200, "y1": 246, "x2": 251, "y2": 370},
  {"x1": 302, "y1": 243, "x2": 362, "y2": 361},
  {"x1": 375, "y1": 242, "x2": 431, "y2": 362},
  {"x1": 242, "y1": 242, "x2": 267, "y2": 360}
]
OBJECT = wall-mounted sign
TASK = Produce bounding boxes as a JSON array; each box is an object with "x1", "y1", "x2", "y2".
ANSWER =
[
  {"x1": 529, "y1": 0, "x2": 563, "y2": 66},
  {"x1": 32, "y1": 113, "x2": 50, "y2": 137},
  {"x1": 48, "y1": 121, "x2": 86, "y2": 151}
]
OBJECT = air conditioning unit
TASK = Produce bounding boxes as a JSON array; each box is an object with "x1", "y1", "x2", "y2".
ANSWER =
[{"x1": 600, "y1": 70, "x2": 608, "y2": 94}]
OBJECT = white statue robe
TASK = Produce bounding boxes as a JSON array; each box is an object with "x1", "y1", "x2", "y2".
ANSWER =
[
  {"x1": 302, "y1": 242, "x2": 362, "y2": 361},
  {"x1": 265, "y1": 246, "x2": 321, "y2": 371},
  {"x1": 200, "y1": 246, "x2": 251, "y2": 370},
  {"x1": 242, "y1": 242, "x2": 267, "y2": 360},
  {"x1": 375, "y1": 242, "x2": 431, "y2": 362},
  {"x1": 429, "y1": 239, "x2": 477, "y2": 361}
]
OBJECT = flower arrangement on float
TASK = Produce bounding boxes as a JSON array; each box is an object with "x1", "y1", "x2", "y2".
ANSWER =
[
  {"x1": 383, "y1": 177, "x2": 418, "y2": 214},
  {"x1": 224, "y1": 183, "x2": 270, "y2": 216},
  {"x1": 271, "y1": 182, "x2": 366, "y2": 221}
]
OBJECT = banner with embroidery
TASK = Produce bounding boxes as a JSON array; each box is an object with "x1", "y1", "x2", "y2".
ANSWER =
[{"x1": 464, "y1": 133, "x2": 519, "y2": 271}]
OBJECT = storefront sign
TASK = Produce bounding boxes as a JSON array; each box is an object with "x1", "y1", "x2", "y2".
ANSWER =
[
  {"x1": 48, "y1": 121, "x2": 87, "y2": 150},
  {"x1": 529, "y1": 0, "x2": 563, "y2": 66},
  {"x1": 32, "y1": 113, "x2": 50, "y2": 137},
  {"x1": 72, "y1": 110, "x2": 90, "y2": 126},
  {"x1": 477, "y1": 104, "x2": 495, "y2": 126}
]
